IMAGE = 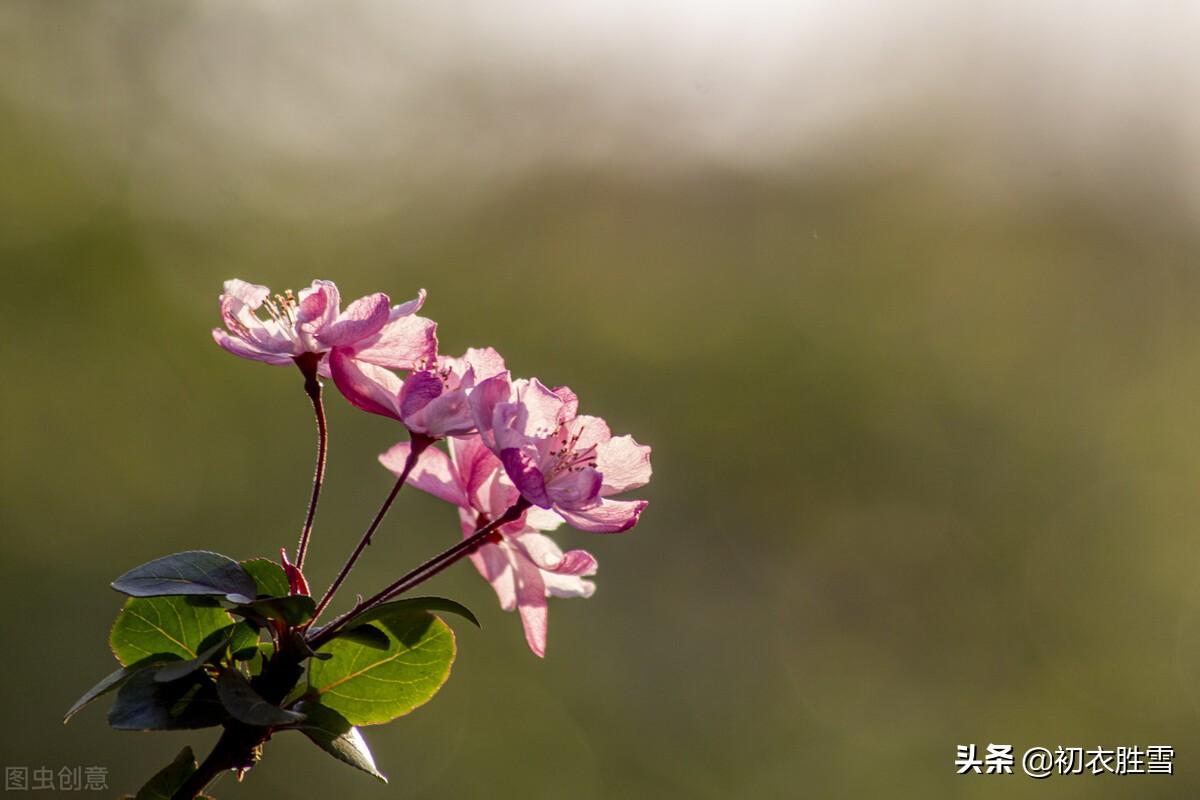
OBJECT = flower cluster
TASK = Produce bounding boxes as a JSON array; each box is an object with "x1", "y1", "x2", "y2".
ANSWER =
[{"x1": 213, "y1": 279, "x2": 652, "y2": 656}]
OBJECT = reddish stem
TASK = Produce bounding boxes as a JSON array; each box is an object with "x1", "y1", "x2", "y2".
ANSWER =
[{"x1": 293, "y1": 353, "x2": 327, "y2": 571}]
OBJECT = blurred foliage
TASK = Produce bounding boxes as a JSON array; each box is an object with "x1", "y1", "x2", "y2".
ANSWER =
[{"x1": 5, "y1": 3, "x2": 1200, "y2": 798}]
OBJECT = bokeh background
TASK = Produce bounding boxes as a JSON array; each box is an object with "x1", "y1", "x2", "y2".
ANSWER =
[{"x1": 4, "y1": 2, "x2": 1200, "y2": 797}]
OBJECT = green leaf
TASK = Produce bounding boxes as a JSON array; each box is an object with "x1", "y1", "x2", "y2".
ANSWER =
[
  {"x1": 110, "y1": 596, "x2": 235, "y2": 667},
  {"x1": 216, "y1": 669, "x2": 305, "y2": 726},
  {"x1": 346, "y1": 596, "x2": 480, "y2": 630},
  {"x1": 337, "y1": 625, "x2": 390, "y2": 650},
  {"x1": 308, "y1": 608, "x2": 455, "y2": 726},
  {"x1": 232, "y1": 595, "x2": 316, "y2": 626},
  {"x1": 293, "y1": 701, "x2": 387, "y2": 783},
  {"x1": 230, "y1": 621, "x2": 261, "y2": 660},
  {"x1": 153, "y1": 630, "x2": 232, "y2": 683},
  {"x1": 107, "y1": 670, "x2": 225, "y2": 730},
  {"x1": 111, "y1": 551, "x2": 257, "y2": 603},
  {"x1": 240, "y1": 559, "x2": 290, "y2": 598},
  {"x1": 64, "y1": 657, "x2": 178, "y2": 723},
  {"x1": 133, "y1": 747, "x2": 197, "y2": 800}
]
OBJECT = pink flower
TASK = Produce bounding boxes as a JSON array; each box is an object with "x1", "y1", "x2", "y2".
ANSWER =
[
  {"x1": 331, "y1": 346, "x2": 506, "y2": 438},
  {"x1": 211, "y1": 279, "x2": 436, "y2": 374},
  {"x1": 380, "y1": 435, "x2": 596, "y2": 657},
  {"x1": 471, "y1": 374, "x2": 652, "y2": 533}
]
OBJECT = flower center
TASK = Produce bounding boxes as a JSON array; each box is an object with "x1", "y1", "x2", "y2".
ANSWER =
[{"x1": 547, "y1": 425, "x2": 598, "y2": 479}]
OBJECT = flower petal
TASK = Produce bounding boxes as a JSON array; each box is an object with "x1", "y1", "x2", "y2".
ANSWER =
[
  {"x1": 297, "y1": 280, "x2": 340, "y2": 332},
  {"x1": 389, "y1": 289, "x2": 427, "y2": 318},
  {"x1": 398, "y1": 371, "x2": 443, "y2": 419},
  {"x1": 449, "y1": 435, "x2": 504, "y2": 506},
  {"x1": 211, "y1": 328, "x2": 293, "y2": 365},
  {"x1": 469, "y1": 372, "x2": 514, "y2": 451},
  {"x1": 414, "y1": 391, "x2": 476, "y2": 438},
  {"x1": 552, "y1": 385, "x2": 579, "y2": 420},
  {"x1": 595, "y1": 435, "x2": 653, "y2": 495},
  {"x1": 329, "y1": 348, "x2": 402, "y2": 419},
  {"x1": 379, "y1": 441, "x2": 468, "y2": 507},
  {"x1": 512, "y1": 553, "x2": 548, "y2": 657},
  {"x1": 556, "y1": 498, "x2": 648, "y2": 533},
  {"x1": 513, "y1": 533, "x2": 597, "y2": 576},
  {"x1": 524, "y1": 506, "x2": 566, "y2": 531},
  {"x1": 461, "y1": 347, "x2": 507, "y2": 382},
  {"x1": 546, "y1": 467, "x2": 603, "y2": 511},
  {"x1": 469, "y1": 539, "x2": 517, "y2": 612},
  {"x1": 543, "y1": 571, "x2": 597, "y2": 599},
  {"x1": 318, "y1": 293, "x2": 390, "y2": 347},
  {"x1": 351, "y1": 315, "x2": 438, "y2": 370},
  {"x1": 222, "y1": 279, "x2": 270, "y2": 307},
  {"x1": 500, "y1": 448, "x2": 551, "y2": 508}
]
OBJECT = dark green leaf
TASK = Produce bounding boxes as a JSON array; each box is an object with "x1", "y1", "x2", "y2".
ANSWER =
[
  {"x1": 153, "y1": 631, "x2": 231, "y2": 683},
  {"x1": 110, "y1": 596, "x2": 235, "y2": 666},
  {"x1": 232, "y1": 595, "x2": 316, "y2": 626},
  {"x1": 229, "y1": 621, "x2": 261, "y2": 660},
  {"x1": 308, "y1": 608, "x2": 455, "y2": 725},
  {"x1": 111, "y1": 551, "x2": 256, "y2": 603},
  {"x1": 337, "y1": 624, "x2": 390, "y2": 650},
  {"x1": 64, "y1": 657, "x2": 178, "y2": 723},
  {"x1": 240, "y1": 559, "x2": 290, "y2": 598},
  {"x1": 133, "y1": 747, "x2": 197, "y2": 800},
  {"x1": 293, "y1": 701, "x2": 387, "y2": 783},
  {"x1": 216, "y1": 669, "x2": 305, "y2": 726},
  {"x1": 347, "y1": 596, "x2": 479, "y2": 629},
  {"x1": 108, "y1": 670, "x2": 225, "y2": 730}
]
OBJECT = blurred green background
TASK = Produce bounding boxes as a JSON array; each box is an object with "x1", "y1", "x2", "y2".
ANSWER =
[{"x1": 5, "y1": 2, "x2": 1200, "y2": 798}]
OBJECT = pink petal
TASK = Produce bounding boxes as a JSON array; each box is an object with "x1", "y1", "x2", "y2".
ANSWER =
[
  {"x1": 297, "y1": 280, "x2": 340, "y2": 332},
  {"x1": 318, "y1": 293, "x2": 391, "y2": 347},
  {"x1": 351, "y1": 315, "x2": 438, "y2": 370},
  {"x1": 500, "y1": 448, "x2": 551, "y2": 508},
  {"x1": 595, "y1": 435, "x2": 653, "y2": 494},
  {"x1": 555, "y1": 549, "x2": 599, "y2": 576},
  {"x1": 469, "y1": 540, "x2": 517, "y2": 612},
  {"x1": 414, "y1": 391, "x2": 476, "y2": 438},
  {"x1": 222, "y1": 279, "x2": 270, "y2": 307},
  {"x1": 461, "y1": 347, "x2": 507, "y2": 381},
  {"x1": 524, "y1": 506, "x2": 566, "y2": 531},
  {"x1": 449, "y1": 435, "x2": 504, "y2": 504},
  {"x1": 469, "y1": 372, "x2": 514, "y2": 450},
  {"x1": 211, "y1": 328, "x2": 293, "y2": 365},
  {"x1": 543, "y1": 571, "x2": 597, "y2": 599},
  {"x1": 513, "y1": 533, "x2": 597, "y2": 576},
  {"x1": 398, "y1": 371, "x2": 443, "y2": 419},
  {"x1": 552, "y1": 385, "x2": 579, "y2": 419},
  {"x1": 546, "y1": 467, "x2": 603, "y2": 511},
  {"x1": 379, "y1": 441, "x2": 468, "y2": 507},
  {"x1": 512, "y1": 554, "x2": 549, "y2": 658},
  {"x1": 556, "y1": 498, "x2": 648, "y2": 533},
  {"x1": 485, "y1": 470, "x2": 524, "y2": 521},
  {"x1": 389, "y1": 289, "x2": 427, "y2": 318},
  {"x1": 220, "y1": 293, "x2": 290, "y2": 354},
  {"x1": 517, "y1": 378, "x2": 567, "y2": 438},
  {"x1": 328, "y1": 348, "x2": 403, "y2": 419}
]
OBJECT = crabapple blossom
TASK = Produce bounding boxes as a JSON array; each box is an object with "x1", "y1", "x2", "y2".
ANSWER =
[
  {"x1": 212, "y1": 279, "x2": 436, "y2": 374},
  {"x1": 380, "y1": 434, "x2": 596, "y2": 656},
  {"x1": 471, "y1": 374, "x2": 652, "y2": 533},
  {"x1": 331, "y1": 346, "x2": 506, "y2": 439}
]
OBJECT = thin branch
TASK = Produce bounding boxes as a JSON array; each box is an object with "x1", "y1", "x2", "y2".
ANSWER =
[{"x1": 293, "y1": 353, "x2": 328, "y2": 570}]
